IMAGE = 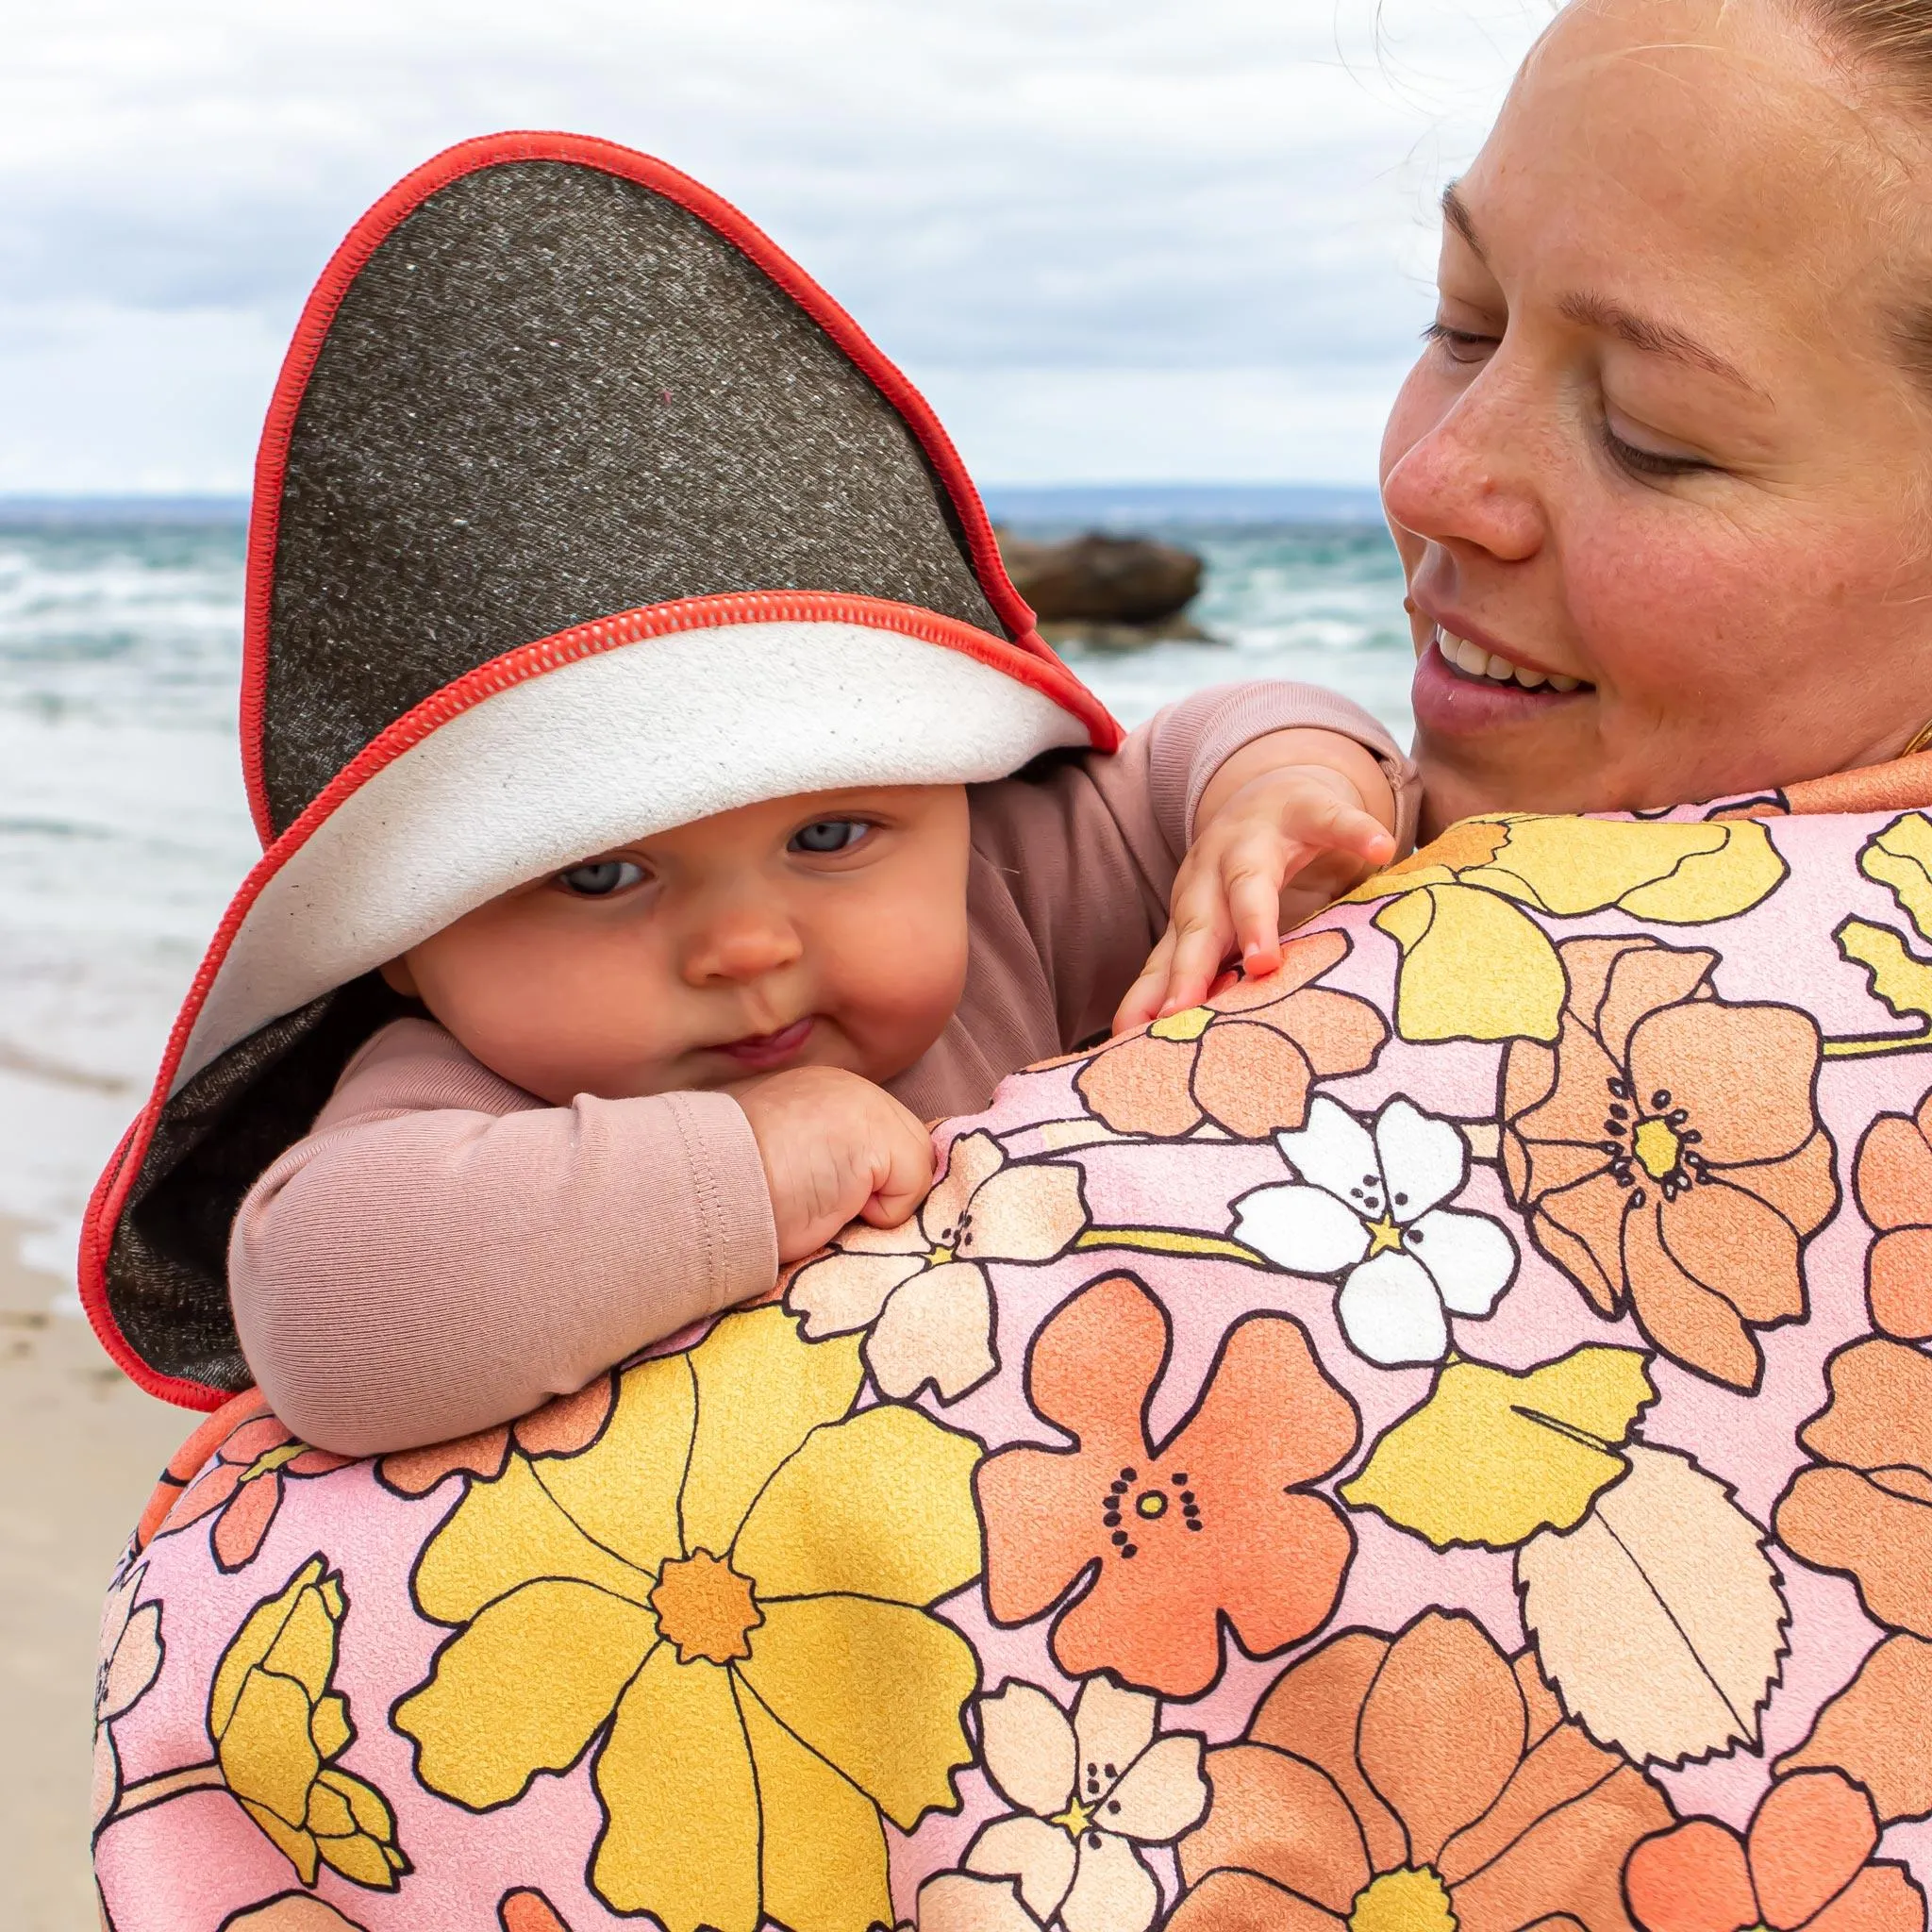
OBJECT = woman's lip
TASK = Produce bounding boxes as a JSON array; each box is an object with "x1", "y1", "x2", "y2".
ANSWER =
[
  {"x1": 1409, "y1": 606, "x2": 1578, "y2": 687},
  {"x1": 1411, "y1": 640, "x2": 1591, "y2": 736},
  {"x1": 716, "y1": 1017, "x2": 815, "y2": 1069}
]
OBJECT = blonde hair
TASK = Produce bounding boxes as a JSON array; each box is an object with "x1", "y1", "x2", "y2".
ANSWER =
[{"x1": 1802, "y1": 0, "x2": 1932, "y2": 97}]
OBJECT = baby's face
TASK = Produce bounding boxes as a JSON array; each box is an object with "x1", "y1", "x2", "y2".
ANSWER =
[
  {"x1": 383, "y1": 784, "x2": 972, "y2": 1104},
  {"x1": 1381, "y1": 0, "x2": 1932, "y2": 831}
]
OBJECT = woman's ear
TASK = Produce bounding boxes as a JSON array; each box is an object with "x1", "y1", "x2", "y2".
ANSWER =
[{"x1": 378, "y1": 956, "x2": 419, "y2": 997}]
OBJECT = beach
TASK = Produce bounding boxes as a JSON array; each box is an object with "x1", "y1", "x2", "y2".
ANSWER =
[{"x1": 2, "y1": 1215, "x2": 190, "y2": 1932}]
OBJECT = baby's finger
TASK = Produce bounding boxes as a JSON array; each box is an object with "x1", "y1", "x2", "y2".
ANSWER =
[
  {"x1": 1114, "y1": 929, "x2": 1178, "y2": 1033},
  {"x1": 1228, "y1": 858, "x2": 1290, "y2": 976},
  {"x1": 860, "y1": 1110, "x2": 936, "y2": 1229},
  {"x1": 1159, "y1": 892, "x2": 1236, "y2": 1015},
  {"x1": 1295, "y1": 793, "x2": 1397, "y2": 868}
]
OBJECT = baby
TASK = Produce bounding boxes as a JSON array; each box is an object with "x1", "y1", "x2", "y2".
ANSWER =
[
  {"x1": 233, "y1": 704, "x2": 1408, "y2": 1453},
  {"x1": 77, "y1": 135, "x2": 1415, "y2": 1456}
]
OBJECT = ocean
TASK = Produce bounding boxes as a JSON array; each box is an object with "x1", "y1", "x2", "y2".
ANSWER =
[{"x1": 0, "y1": 489, "x2": 1412, "y2": 1297}]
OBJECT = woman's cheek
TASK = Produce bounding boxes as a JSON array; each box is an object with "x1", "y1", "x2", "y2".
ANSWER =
[{"x1": 1558, "y1": 499, "x2": 1764, "y2": 710}]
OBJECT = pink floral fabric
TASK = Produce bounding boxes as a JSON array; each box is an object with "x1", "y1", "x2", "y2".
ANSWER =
[{"x1": 93, "y1": 790, "x2": 1932, "y2": 1930}]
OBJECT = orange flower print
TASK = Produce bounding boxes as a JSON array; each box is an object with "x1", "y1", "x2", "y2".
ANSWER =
[
  {"x1": 1501, "y1": 936, "x2": 1837, "y2": 1391},
  {"x1": 1075, "y1": 928, "x2": 1387, "y2": 1140},
  {"x1": 161, "y1": 1409, "x2": 352, "y2": 1572},
  {"x1": 976, "y1": 1274, "x2": 1357, "y2": 1699},
  {"x1": 377, "y1": 1372, "x2": 615, "y2": 1496},
  {"x1": 1774, "y1": 1339, "x2": 1932, "y2": 1641},
  {"x1": 1854, "y1": 1089, "x2": 1932, "y2": 1341},
  {"x1": 1624, "y1": 1771, "x2": 1926, "y2": 1931},
  {"x1": 1169, "y1": 1610, "x2": 1672, "y2": 1930}
]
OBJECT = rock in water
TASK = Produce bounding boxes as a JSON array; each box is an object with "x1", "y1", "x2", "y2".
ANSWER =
[{"x1": 996, "y1": 530, "x2": 1204, "y2": 625}]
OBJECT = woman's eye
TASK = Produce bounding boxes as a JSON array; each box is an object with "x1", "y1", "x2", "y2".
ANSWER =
[
  {"x1": 790, "y1": 819, "x2": 870, "y2": 855},
  {"x1": 1423, "y1": 320, "x2": 1498, "y2": 364},
  {"x1": 1599, "y1": 421, "x2": 1716, "y2": 480},
  {"x1": 555, "y1": 858, "x2": 646, "y2": 897}
]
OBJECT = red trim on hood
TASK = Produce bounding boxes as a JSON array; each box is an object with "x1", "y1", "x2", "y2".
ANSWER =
[
  {"x1": 83, "y1": 590, "x2": 1107, "y2": 1410},
  {"x1": 239, "y1": 129, "x2": 1105, "y2": 846}
]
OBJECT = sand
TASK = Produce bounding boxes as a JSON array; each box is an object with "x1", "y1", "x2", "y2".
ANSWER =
[{"x1": 0, "y1": 1216, "x2": 197, "y2": 1932}]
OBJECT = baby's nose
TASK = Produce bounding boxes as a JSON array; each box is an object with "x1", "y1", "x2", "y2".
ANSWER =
[{"x1": 682, "y1": 907, "x2": 804, "y2": 983}]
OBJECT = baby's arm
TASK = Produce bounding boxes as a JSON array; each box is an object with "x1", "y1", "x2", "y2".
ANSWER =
[
  {"x1": 230, "y1": 1021, "x2": 929, "y2": 1457},
  {"x1": 1115, "y1": 724, "x2": 1400, "y2": 1028}
]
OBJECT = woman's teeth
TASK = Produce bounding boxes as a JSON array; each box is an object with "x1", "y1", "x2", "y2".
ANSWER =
[{"x1": 1439, "y1": 628, "x2": 1581, "y2": 692}]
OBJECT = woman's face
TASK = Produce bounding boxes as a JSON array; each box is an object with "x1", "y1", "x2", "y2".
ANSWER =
[{"x1": 1382, "y1": 0, "x2": 1932, "y2": 832}]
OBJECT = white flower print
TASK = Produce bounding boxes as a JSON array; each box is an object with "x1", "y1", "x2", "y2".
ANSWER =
[
  {"x1": 962, "y1": 1675, "x2": 1208, "y2": 1932},
  {"x1": 787, "y1": 1131, "x2": 1088, "y2": 1402},
  {"x1": 1232, "y1": 1094, "x2": 1518, "y2": 1367},
  {"x1": 92, "y1": 1559, "x2": 164, "y2": 1828}
]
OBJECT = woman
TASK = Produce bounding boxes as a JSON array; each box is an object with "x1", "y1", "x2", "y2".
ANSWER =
[{"x1": 1390, "y1": 0, "x2": 1932, "y2": 835}]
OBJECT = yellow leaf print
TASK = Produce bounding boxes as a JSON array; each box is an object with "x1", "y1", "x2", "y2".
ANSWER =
[
  {"x1": 1374, "y1": 883, "x2": 1568, "y2": 1042},
  {"x1": 1349, "y1": 813, "x2": 1787, "y2": 1043},
  {"x1": 1341, "y1": 1346, "x2": 1656, "y2": 1549},
  {"x1": 1838, "y1": 917, "x2": 1932, "y2": 1025},
  {"x1": 1459, "y1": 815, "x2": 1784, "y2": 922},
  {"x1": 208, "y1": 1555, "x2": 408, "y2": 1890},
  {"x1": 394, "y1": 1305, "x2": 984, "y2": 1932},
  {"x1": 1860, "y1": 811, "x2": 1932, "y2": 942}
]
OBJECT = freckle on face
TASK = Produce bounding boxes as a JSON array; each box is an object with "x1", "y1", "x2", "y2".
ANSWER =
[{"x1": 1379, "y1": 0, "x2": 1932, "y2": 829}]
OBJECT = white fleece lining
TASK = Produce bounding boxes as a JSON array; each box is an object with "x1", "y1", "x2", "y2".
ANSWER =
[{"x1": 175, "y1": 619, "x2": 1086, "y2": 1090}]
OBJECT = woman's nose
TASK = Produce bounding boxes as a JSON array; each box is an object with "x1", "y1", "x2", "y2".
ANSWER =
[
  {"x1": 1381, "y1": 368, "x2": 1546, "y2": 568},
  {"x1": 678, "y1": 901, "x2": 804, "y2": 986}
]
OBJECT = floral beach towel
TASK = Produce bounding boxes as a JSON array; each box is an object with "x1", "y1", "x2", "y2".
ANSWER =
[{"x1": 93, "y1": 769, "x2": 1932, "y2": 1932}]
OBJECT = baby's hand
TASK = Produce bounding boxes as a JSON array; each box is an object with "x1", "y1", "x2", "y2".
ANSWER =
[
  {"x1": 1116, "y1": 759, "x2": 1396, "y2": 1031},
  {"x1": 735, "y1": 1065, "x2": 936, "y2": 1262}
]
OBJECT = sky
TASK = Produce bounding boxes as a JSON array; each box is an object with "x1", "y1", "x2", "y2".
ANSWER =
[{"x1": 0, "y1": 0, "x2": 1551, "y2": 491}]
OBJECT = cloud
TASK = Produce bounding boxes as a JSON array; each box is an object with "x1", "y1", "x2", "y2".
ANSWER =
[{"x1": 0, "y1": 0, "x2": 1548, "y2": 486}]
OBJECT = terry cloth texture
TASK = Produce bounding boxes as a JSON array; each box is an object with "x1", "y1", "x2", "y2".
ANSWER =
[
  {"x1": 264, "y1": 159, "x2": 1002, "y2": 835},
  {"x1": 225, "y1": 680, "x2": 1418, "y2": 1451},
  {"x1": 97, "y1": 751, "x2": 1932, "y2": 1928}
]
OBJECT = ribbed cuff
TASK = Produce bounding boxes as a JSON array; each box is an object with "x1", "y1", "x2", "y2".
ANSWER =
[
  {"x1": 658, "y1": 1089, "x2": 782, "y2": 1313},
  {"x1": 1146, "y1": 678, "x2": 1419, "y2": 855}
]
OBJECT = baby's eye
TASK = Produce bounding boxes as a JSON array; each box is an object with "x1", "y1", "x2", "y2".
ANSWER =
[
  {"x1": 790, "y1": 819, "x2": 871, "y2": 855},
  {"x1": 554, "y1": 858, "x2": 646, "y2": 897}
]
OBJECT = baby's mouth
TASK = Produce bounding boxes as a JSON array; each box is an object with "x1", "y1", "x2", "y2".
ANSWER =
[
  {"x1": 716, "y1": 1017, "x2": 815, "y2": 1070},
  {"x1": 1434, "y1": 625, "x2": 1590, "y2": 694}
]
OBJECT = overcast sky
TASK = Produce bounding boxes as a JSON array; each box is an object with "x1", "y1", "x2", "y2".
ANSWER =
[{"x1": 0, "y1": 0, "x2": 1549, "y2": 491}]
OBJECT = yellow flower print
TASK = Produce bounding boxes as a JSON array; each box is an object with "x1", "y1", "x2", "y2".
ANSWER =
[
  {"x1": 209, "y1": 1556, "x2": 407, "y2": 1890},
  {"x1": 394, "y1": 1304, "x2": 985, "y2": 1932},
  {"x1": 1344, "y1": 813, "x2": 1787, "y2": 1042}
]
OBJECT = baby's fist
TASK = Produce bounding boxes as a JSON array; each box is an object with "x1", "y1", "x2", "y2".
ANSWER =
[{"x1": 735, "y1": 1065, "x2": 935, "y2": 1262}]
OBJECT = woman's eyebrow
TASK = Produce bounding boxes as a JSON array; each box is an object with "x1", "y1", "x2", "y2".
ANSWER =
[
  {"x1": 1441, "y1": 180, "x2": 1766, "y2": 398},
  {"x1": 1441, "y1": 182, "x2": 1485, "y2": 258},
  {"x1": 1557, "y1": 291, "x2": 1766, "y2": 395}
]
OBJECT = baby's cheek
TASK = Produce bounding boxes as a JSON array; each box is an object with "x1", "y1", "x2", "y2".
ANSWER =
[{"x1": 823, "y1": 914, "x2": 967, "y2": 1073}]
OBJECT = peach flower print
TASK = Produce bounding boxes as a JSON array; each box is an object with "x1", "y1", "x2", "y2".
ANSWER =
[
  {"x1": 976, "y1": 1274, "x2": 1357, "y2": 1699},
  {"x1": 1774, "y1": 1338, "x2": 1932, "y2": 1641},
  {"x1": 1169, "y1": 1610, "x2": 1671, "y2": 1931},
  {"x1": 160, "y1": 1407, "x2": 352, "y2": 1572},
  {"x1": 1501, "y1": 937, "x2": 1836, "y2": 1391},
  {"x1": 1074, "y1": 928, "x2": 1386, "y2": 1140},
  {"x1": 1624, "y1": 1771, "x2": 1925, "y2": 1932},
  {"x1": 377, "y1": 1371, "x2": 615, "y2": 1496},
  {"x1": 1853, "y1": 1088, "x2": 1932, "y2": 1341}
]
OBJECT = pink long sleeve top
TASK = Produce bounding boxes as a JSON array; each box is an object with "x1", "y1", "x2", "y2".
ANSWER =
[{"x1": 229, "y1": 680, "x2": 1417, "y2": 1453}]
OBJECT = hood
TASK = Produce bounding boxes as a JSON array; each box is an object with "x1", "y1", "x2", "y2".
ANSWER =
[{"x1": 80, "y1": 130, "x2": 1119, "y2": 1408}]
